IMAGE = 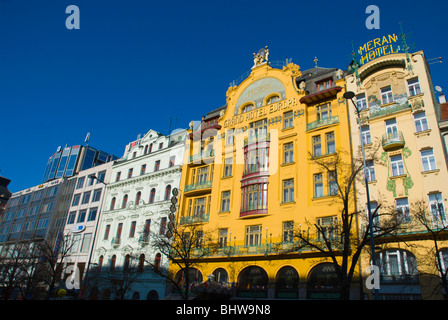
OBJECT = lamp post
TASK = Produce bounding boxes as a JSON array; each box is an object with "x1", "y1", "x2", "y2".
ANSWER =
[{"x1": 343, "y1": 91, "x2": 379, "y2": 300}]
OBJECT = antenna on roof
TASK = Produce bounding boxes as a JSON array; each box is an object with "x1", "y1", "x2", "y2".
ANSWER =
[
  {"x1": 85, "y1": 132, "x2": 90, "y2": 146},
  {"x1": 428, "y1": 57, "x2": 442, "y2": 65}
]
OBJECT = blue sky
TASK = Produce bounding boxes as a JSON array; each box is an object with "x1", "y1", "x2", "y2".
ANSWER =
[{"x1": 1, "y1": 0, "x2": 447, "y2": 193}]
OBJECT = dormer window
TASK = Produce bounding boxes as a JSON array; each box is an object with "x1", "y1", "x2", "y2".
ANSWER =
[
  {"x1": 266, "y1": 95, "x2": 280, "y2": 105},
  {"x1": 242, "y1": 104, "x2": 255, "y2": 114},
  {"x1": 316, "y1": 78, "x2": 333, "y2": 92}
]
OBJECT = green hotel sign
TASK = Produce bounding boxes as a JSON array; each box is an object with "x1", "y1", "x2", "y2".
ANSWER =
[{"x1": 358, "y1": 33, "x2": 402, "y2": 65}]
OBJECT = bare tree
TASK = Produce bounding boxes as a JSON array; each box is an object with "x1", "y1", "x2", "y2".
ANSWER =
[
  {"x1": 410, "y1": 200, "x2": 448, "y2": 299},
  {"x1": 33, "y1": 231, "x2": 74, "y2": 299},
  {"x1": 144, "y1": 220, "x2": 218, "y2": 300},
  {"x1": 288, "y1": 146, "x2": 403, "y2": 299}
]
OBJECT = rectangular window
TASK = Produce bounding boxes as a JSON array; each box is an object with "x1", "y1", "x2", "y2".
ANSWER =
[
  {"x1": 87, "y1": 208, "x2": 98, "y2": 221},
  {"x1": 396, "y1": 198, "x2": 411, "y2": 223},
  {"x1": 194, "y1": 197, "x2": 206, "y2": 216},
  {"x1": 361, "y1": 126, "x2": 371, "y2": 145},
  {"x1": 429, "y1": 193, "x2": 447, "y2": 228},
  {"x1": 67, "y1": 211, "x2": 76, "y2": 224},
  {"x1": 116, "y1": 172, "x2": 121, "y2": 182},
  {"x1": 408, "y1": 78, "x2": 421, "y2": 96},
  {"x1": 77, "y1": 210, "x2": 87, "y2": 223},
  {"x1": 160, "y1": 217, "x2": 167, "y2": 235},
  {"x1": 381, "y1": 86, "x2": 393, "y2": 104},
  {"x1": 219, "y1": 228, "x2": 228, "y2": 248},
  {"x1": 92, "y1": 189, "x2": 102, "y2": 202},
  {"x1": 104, "y1": 224, "x2": 110, "y2": 240},
  {"x1": 80, "y1": 233, "x2": 92, "y2": 253},
  {"x1": 326, "y1": 132, "x2": 335, "y2": 154},
  {"x1": 283, "y1": 111, "x2": 293, "y2": 128},
  {"x1": 169, "y1": 156, "x2": 176, "y2": 167},
  {"x1": 87, "y1": 175, "x2": 95, "y2": 186},
  {"x1": 421, "y1": 149, "x2": 437, "y2": 172},
  {"x1": 81, "y1": 191, "x2": 91, "y2": 204},
  {"x1": 37, "y1": 218, "x2": 49, "y2": 229},
  {"x1": 129, "y1": 221, "x2": 136, "y2": 238},
  {"x1": 245, "y1": 225, "x2": 262, "y2": 246},
  {"x1": 140, "y1": 164, "x2": 146, "y2": 175},
  {"x1": 283, "y1": 221, "x2": 294, "y2": 243},
  {"x1": 313, "y1": 135, "x2": 322, "y2": 157},
  {"x1": 197, "y1": 166, "x2": 209, "y2": 183},
  {"x1": 328, "y1": 171, "x2": 338, "y2": 196},
  {"x1": 314, "y1": 173, "x2": 323, "y2": 198},
  {"x1": 365, "y1": 160, "x2": 376, "y2": 182},
  {"x1": 42, "y1": 202, "x2": 54, "y2": 213},
  {"x1": 76, "y1": 177, "x2": 85, "y2": 189},
  {"x1": 317, "y1": 216, "x2": 338, "y2": 240},
  {"x1": 356, "y1": 93, "x2": 367, "y2": 111},
  {"x1": 143, "y1": 219, "x2": 151, "y2": 239},
  {"x1": 71, "y1": 234, "x2": 81, "y2": 253},
  {"x1": 97, "y1": 171, "x2": 106, "y2": 184},
  {"x1": 284, "y1": 142, "x2": 294, "y2": 164},
  {"x1": 154, "y1": 160, "x2": 160, "y2": 171},
  {"x1": 128, "y1": 168, "x2": 133, "y2": 179},
  {"x1": 368, "y1": 201, "x2": 380, "y2": 230},
  {"x1": 116, "y1": 223, "x2": 123, "y2": 241},
  {"x1": 226, "y1": 129, "x2": 235, "y2": 146},
  {"x1": 391, "y1": 155, "x2": 405, "y2": 176},
  {"x1": 223, "y1": 157, "x2": 233, "y2": 177},
  {"x1": 414, "y1": 112, "x2": 428, "y2": 132},
  {"x1": 317, "y1": 103, "x2": 332, "y2": 120},
  {"x1": 283, "y1": 179, "x2": 294, "y2": 203},
  {"x1": 221, "y1": 191, "x2": 231, "y2": 212}
]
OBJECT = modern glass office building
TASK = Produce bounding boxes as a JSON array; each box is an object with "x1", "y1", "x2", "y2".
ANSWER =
[{"x1": 42, "y1": 145, "x2": 117, "y2": 183}]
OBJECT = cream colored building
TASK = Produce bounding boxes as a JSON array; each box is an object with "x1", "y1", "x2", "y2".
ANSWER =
[{"x1": 346, "y1": 47, "x2": 448, "y2": 299}]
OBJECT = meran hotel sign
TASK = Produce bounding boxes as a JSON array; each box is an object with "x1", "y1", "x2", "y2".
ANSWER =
[{"x1": 358, "y1": 33, "x2": 401, "y2": 65}]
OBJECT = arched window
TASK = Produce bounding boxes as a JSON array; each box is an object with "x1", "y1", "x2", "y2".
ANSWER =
[
  {"x1": 212, "y1": 268, "x2": 229, "y2": 283},
  {"x1": 154, "y1": 253, "x2": 161, "y2": 270},
  {"x1": 164, "y1": 185, "x2": 171, "y2": 201},
  {"x1": 122, "y1": 194, "x2": 128, "y2": 208},
  {"x1": 110, "y1": 197, "x2": 116, "y2": 210},
  {"x1": 144, "y1": 145, "x2": 149, "y2": 155},
  {"x1": 266, "y1": 95, "x2": 280, "y2": 105},
  {"x1": 242, "y1": 103, "x2": 255, "y2": 114},
  {"x1": 110, "y1": 255, "x2": 117, "y2": 272},
  {"x1": 149, "y1": 188, "x2": 156, "y2": 204},
  {"x1": 135, "y1": 192, "x2": 141, "y2": 206},
  {"x1": 376, "y1": 249, "x2": 418, "y2": 279},
  {"x1": 138, "y1": 254, "x2": 145, "y2": 272},
  {"x1": 124, "y1": 254, "x2": 131, "y2": 272},
  {"x1": 149, "y1": 143, "x2": 153, "y2": 153},
  {"x1": 98, "y1": 255, "x2": 104, "y2": 272}
]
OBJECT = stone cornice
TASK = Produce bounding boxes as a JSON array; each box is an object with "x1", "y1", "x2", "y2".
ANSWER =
[{"x1": 106, "y1": 165, "x2": 182, "y2": 190}]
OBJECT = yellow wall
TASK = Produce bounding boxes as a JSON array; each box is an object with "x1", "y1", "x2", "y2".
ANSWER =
[{"x1": 170, "y1": 61, "x2": 360, "y2": 298}]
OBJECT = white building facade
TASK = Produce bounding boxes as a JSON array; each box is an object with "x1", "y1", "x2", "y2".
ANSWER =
[
  {"x1": 89, "y1": 129, "x2": 186, "y2": 300},
  {"x1": 61, "y1": 161, "x2": 113, "y2": 291}
]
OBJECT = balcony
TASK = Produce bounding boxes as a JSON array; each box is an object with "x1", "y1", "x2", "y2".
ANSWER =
[
  {"x1": 306, "y1": 116, "x2": 339, "y2": 131},
  {"x1": 189, "y1": 149, "x2": 215, "y2": 163},
  {"x1": 382, "y1": 131, "x2": 405, "y2": 151},
  {"x1": 184, "y1": 180, "x2": 213, "y2": 193},
  {"x1": 243, "y1": 133, "x2": 270, "y2": 147},
  {"x1": 111, "y1": 237, "x2": 121, "y2": 248},
  {"x1": 180, "y1": 214, "x2": 209, "y2": 225}
]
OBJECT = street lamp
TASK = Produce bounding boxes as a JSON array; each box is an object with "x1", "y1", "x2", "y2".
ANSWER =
[{"x1": 343, "y1": 91, "x2": 379, "y2": 300}]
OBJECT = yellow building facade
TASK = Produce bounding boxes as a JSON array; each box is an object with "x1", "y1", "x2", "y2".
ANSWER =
[
  {"x1": 170, "y1": 51, "x2": 359, "y2": 299},
  {"x1": 346, "y1": 38, "x2": 448, "y2": 299}
]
